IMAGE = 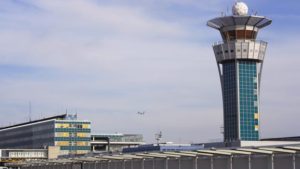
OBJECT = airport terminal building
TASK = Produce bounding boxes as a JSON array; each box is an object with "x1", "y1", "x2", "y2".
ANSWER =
[
  {"x1": 0, "y1": 114, "x2": 91, "y2": 155},
  {"x1": 91, "y1": 133, "x2": 144, "y2": 152}
]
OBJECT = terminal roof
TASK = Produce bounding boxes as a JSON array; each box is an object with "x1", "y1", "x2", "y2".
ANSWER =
[
  {"x1": 0, "y1": 114, "x2": 67, "y2": 130},
  {"x1": 7, "y1": 145, "x2": 300, "y2": 167}
]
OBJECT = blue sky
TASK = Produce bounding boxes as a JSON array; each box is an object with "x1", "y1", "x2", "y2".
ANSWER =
[{"x1": 0, "y1": 0, "x2": 300, "y2": 143}]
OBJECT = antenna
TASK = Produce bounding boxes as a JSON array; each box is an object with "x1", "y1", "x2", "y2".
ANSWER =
[
  {"x1": 220, "y1": 125, "x2": 224, "y2": 136},
  {"x1": 155, "y1": 131, "x2": 162, "y2": 145},
  {"x1": 227, "y1": 6, "x2": 229, "y2": 15},
  {"x1": 29, "y1": 101, "x2": 32, "y2": 121}
]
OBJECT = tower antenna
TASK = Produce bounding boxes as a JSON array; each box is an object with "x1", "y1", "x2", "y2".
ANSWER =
[
  {"x1": 220, "y1": 125, "x2": 224, "y2": 136},
  {"x1": 227, "y1": 6, "x2": 229, "y2": 15},
  {"x1": 29, "y1": 101, "x2": 32, "y2": 121}
]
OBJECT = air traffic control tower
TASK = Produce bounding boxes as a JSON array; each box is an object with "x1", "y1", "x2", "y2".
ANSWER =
[{"x1": 207, "y1": 2, "x2": 272, "y2": 143}]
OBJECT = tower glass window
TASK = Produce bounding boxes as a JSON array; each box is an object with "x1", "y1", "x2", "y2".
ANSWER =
[{"x1": 239, "y1": 61, "x2": 259, "y2": 141}]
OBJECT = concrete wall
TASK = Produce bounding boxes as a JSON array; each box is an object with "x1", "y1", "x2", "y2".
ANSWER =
[{"x1": 48, "y1": 146, "x2": 60, "y2": 159}]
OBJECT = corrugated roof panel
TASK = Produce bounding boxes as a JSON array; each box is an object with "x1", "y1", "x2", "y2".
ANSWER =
[
  {"x1": 197, "y1": 150, "x2": 231, "y2": 156},
  {"x1": 101, "y1": 156, "x2": 126, "y2": 160},
  {"x1": 259, "y1": 148, "x2": 296, "y2": 154},
  {"x1": 149, "y1": 153, "x2": 180, "y2": 158},
  {"x1": 237, "y1": 148, "x2": 273, "y2": 154},
  {"x1": 135, "y1": 153, "x2": 168, "y2": 158},
  {"x1": 283, "y1": 146, "x2": 300, "y2": 151},
  {"x1": 163, "y1": 152, "x2": 197, "y2": 157},
  {"x1": 179, "y1": 151, "x2": 213, "y2": 157},
  {"x1": 218, "y1": 149, "x2": 252, "y2": 155}
]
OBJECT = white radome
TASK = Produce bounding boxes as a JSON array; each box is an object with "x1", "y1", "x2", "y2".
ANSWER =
[{"x1": 232, "y1": 2, "x2": 248, "y2": 16}]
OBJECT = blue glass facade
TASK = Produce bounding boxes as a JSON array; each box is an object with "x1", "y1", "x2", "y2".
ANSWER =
[
  {"x1": 0, "y1": 121, "x2": 55, "y2": 149},
  {"x1": 222, "y1": 60, "x2": 259, "y2": 142},
  {"x1": 223, "y1": 62, "x2": 238, "y2": 141},
  {"x1": 239, "y1": 61, "x2": 259, "y2": 140}
]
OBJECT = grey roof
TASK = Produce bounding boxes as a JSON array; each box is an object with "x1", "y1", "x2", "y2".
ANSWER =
[
  {"x1": 207, "y1": 15, "x2": 272, "y2": 30},
  {"x1": 0, "y1": 114, "x2": 67, "y2": 130},
  {"x1": 8, "y1": 146, "x2": 300, "y2": 166}
]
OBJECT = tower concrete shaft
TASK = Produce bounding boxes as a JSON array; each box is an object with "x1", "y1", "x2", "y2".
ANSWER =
[{"x1": 208, "y1": 10, "x2": 272, "y2": 142}]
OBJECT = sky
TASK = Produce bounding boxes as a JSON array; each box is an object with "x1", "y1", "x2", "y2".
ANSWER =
[{"x1": 0, "y1": 0, "x2": 300, "y2": 143}]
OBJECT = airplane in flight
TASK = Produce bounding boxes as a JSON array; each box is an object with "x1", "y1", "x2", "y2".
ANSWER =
[{"x1": 137, "y1": 111, "x2": 145, "y2": 115}]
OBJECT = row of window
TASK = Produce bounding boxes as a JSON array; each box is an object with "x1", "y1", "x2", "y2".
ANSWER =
[
  {"x1": 55, "y1": 141, "x2": 90, "y2": 146},
  {"x1": 55, "y1": 132, "x2": 90, "y2": 138},
  {"x1": 60, "y1": 146, "x2": 91, "y2": 150},
  {"x1": 55, "y1": 123, "x2": 90, "y2": 129},
  {"x1": 54, "y1": 137, "x2": 90, "y2": 141},
  {"x1": 55, "y1": 128, "x2": 91, "y2": 133},
  {"x1": 221, "y1": 30, "x2": 258, "y2": 41},
  {"x1": 216, "y1": 49, "x2": 261, "y2": 56}
]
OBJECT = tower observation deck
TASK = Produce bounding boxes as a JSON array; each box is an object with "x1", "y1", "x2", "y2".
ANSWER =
[{"x1": 207, "y1": 2, "x2": 272, "y2": 142}]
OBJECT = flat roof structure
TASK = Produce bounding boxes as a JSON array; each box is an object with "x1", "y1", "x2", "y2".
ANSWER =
[
  {"x1": 7, "y1": 145, "x2": 300, "y2": 169},
  {"x1": 262, "y1": 136, "x2": 300, "y2": 141}
]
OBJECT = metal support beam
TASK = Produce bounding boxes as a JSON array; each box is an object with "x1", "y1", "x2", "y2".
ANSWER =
[
  {"x1": 153, "y1": 158, "x2": 155, "y2": 169},
  {"x1": 165, "y1": 158, "x2": 169, "y2": 169},
  {"x1": 293, "y1": 154, "x2": 296, "y2": 169},
  {"x1": 228, "y1": 156, "x2": 233, "y2": 169},
  {"x1": 195, "y1": 157, "x2": 198, "y2": 169},
  {"x1": 142, "y1": 159, "x2": 145, "y2": 169},
  {"x1": 248, "y1": 155, "x2": 251, "y2": 169},
  {"x1": 210, "y1": 157, "x2": 214, "y2": 169},
  {"x1": 123, "y1": 160, "x2": 125, "y2": 169},
  {"x1": 268, "y1": 155, "x2": 274, "y2": 169}
]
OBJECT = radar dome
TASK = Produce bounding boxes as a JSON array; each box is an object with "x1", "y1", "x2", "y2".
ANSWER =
[{"x1": 232, "y1": 2, "x2": 248, "y2": 16}]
